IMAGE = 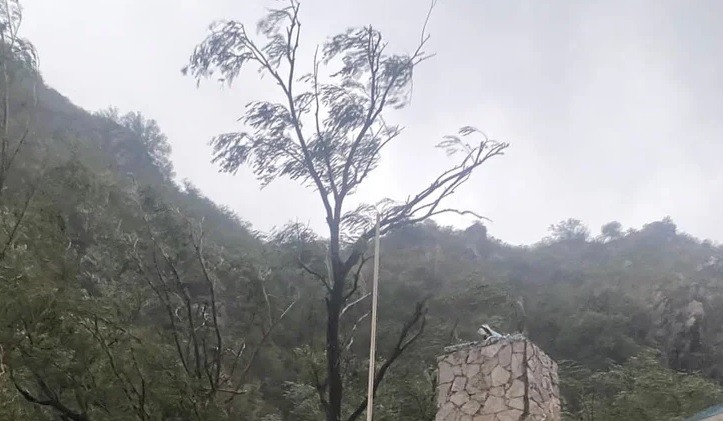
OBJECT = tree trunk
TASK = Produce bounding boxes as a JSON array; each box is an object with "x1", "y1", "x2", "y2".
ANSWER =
[
  {"x1": 326, "y1": 284, "x2": 343, "y2": 421},
  {"x1": 326, "y1": 220, "x2": 346, "y2": 421}
]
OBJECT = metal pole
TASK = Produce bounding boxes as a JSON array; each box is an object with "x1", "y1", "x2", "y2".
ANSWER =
[{"x1": 366, "y1": 213, "x2": 381, "y2": 421}]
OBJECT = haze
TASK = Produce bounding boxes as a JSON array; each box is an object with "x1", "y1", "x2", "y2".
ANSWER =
[{"x1": 22, "y1": 0, "x2": 723, "y2": 245}]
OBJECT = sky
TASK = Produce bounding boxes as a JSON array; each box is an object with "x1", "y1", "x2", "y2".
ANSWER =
[{"x1": 20, "y1": 0, "x2": 723, "y2": 245}]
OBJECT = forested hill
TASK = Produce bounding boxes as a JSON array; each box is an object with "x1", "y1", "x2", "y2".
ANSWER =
[
  {"x1": 2, "y1": 7, "x2": 723, "y2": 421},
  {"x1": 30, "y1": 81, "x2": 260, "y2": 251},
  {"x1": 2, "y1": 62, "x2": 722, "y2": 421}
]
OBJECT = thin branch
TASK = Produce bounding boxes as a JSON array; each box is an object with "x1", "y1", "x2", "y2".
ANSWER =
[
  {"x1": 0, "y1": 0, "x2": 37, "y2": 200},
  {"x1": 339, "y1": 1, "x2": 437, "y2": 198},
  {"x1": 346, "y1": 301, "x2": 427, "y2": 421},
  {"x1": 129, "y1": 348, "x2": 149, "y2": 421},
  {"x1": 129, "y1": 208, "x2": 191, "y2": 375},
  {"x1": 257, "y1": 4, "x2": 336, "y2": 223},
  {"x1": 225, "y1": 341, "x2": 246, "y2": 381},
  {"x1": 341, "y1": 138, "x2": 507, "y2": 274},
  {"x1": 343, "y1": 255, "x2": 371, "y2": 301},
  {"x1": 312, "y1": 45, "x2": 339, "y2": 200},
  {"x1": 78, "y1": 317, "x2": 149, "y2": 421},
  {"x1": 11, "y1": 371, "x2": 90, "y2": 421},
  {"x1": 157, "y1": 243, "x2": 203, "y2": 379},
  {"x1": 291, "y1": 221, "x2": 332, "y2": 291},
  {"x1": 343, "y1": 311, "x2": 369, "y2": 352},
  {"x1": 340, "y1": 293, "x2": 370, "y2": 319},
  {"x1": 190, "y1": 221, "x2": 223, "y2": 389},
  {"x1": 0, "y1": 173, "x2": 37, "y2": 260},
  {"x1": 298, "y1": 255, "x2": 331, "y2": 291},
  {"x1": 352, "y1": 125, "x2": 403, "y2": 187},
  {"x1": 226, "y1": 293, "x2": 297, "y2": 401}
]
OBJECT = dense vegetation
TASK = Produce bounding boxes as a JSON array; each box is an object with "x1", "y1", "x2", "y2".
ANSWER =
[{"x1": 1, "y1": 1, "x2": 722, "y2": 420}]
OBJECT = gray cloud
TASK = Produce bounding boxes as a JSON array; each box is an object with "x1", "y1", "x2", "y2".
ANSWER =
[{"x1": 23, "y1": 0, "x2": 723, "y2": 244}]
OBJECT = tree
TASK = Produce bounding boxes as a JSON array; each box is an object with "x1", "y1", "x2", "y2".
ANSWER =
[
  {"x1": 95, "y1": 108, "x2": 175, "y2": 181},
  {"x1": 124, "y1": 192, "x2": 297, "y2": 418},
  {"x1": 548, "y1": 218, "x2": 590, "y2": 243},
  {"x1": 561, "y1": 349, "x2": 722, "y2": 421},
  {"x1": 184, "y1": 1, "x2": 508, "y2": 420},
  {"x1": 2, "y1": 163, "x2": 296, "y2": 419},
  {"x1": 640, "y1": 217, "x2": 677, "y2": 243},
  {"x1": 464, "y1": 221, "x2": 488, "y2": 241},
  {"x1": 0, "y1": 0, "x2": 38, "y2": 195},
  {"x1": 600, "y1": 221, "x2": 623, "y2": 242},
  {"x1": 120, "y1": 112, "x2": 174, "y2": 181},
  {"x1": 0, "y1": 0, "x2": 40, "y2": 261}
]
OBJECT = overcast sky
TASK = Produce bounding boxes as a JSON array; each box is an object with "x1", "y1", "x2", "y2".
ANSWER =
[{"x1": 21, "y1": 0, "x2": 723, "y2": 245}]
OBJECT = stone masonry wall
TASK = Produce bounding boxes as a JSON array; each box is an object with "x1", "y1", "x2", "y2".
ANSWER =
[{"x1": 436, "y1": 338, "x2": 560, "y2": 421}]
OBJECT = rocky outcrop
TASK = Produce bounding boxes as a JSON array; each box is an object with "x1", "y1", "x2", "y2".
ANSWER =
[{"x1": 436, "y1": 338, "x2": 560, "y2": 421}]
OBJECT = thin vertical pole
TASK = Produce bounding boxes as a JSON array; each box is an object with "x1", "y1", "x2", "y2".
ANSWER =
[{"x1": 366, "y1": 213, "x2": 381, "y2": 421}]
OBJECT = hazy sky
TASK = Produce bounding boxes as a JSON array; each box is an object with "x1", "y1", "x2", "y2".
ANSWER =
[{"x1": 22, "y1": 0, "x2": 723, "y2": 245}]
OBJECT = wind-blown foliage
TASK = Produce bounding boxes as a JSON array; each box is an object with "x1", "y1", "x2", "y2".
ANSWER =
[
  {"x1": 95, "y1": 108, "x2": 175, "y2": 182},
  {"x1": 0, "y1": 0, "x2": 39, "y2": 264},
  {"x1": 0, "y1": 1, "x2": 722, "y2": 421},
  {"x1": 184, "y1": 2, "x2": 507, "y2": 419},
  {"x1": 561, "y1": 349, "x2": 722, "y2": 420}
]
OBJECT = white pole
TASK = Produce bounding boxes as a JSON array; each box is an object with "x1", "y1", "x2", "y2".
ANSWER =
[{"x1": 366, "y1": 213, "x2": 381, "y2": 421}]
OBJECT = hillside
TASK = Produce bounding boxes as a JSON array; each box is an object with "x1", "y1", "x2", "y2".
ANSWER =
[
  {"x1": 2, "y1": 4, "x2": 723, "y2": 421},
  {"x1": 2, "y1": 71, "x2": 722, "y2": 421}
]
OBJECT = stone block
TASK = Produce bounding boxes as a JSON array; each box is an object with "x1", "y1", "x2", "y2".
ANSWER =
[
  {"x1": 439, "y1": 361, "x2": 455, "y2": 384},
  {"x1": 497, "y1": 408, "x2": 524, "y2": 421},
  {"x1": 452, "y1": 376, "x2": 467, "y2": 392},
  {"x1": 450, "y1": 391, "x2": 470, "y2": 407},
  {"x1": 498, "y1": 345, "x2": 512, "y2": 367}
]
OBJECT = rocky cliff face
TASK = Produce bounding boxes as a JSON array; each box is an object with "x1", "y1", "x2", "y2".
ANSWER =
[{"x1": 436, "y1": 338, "x2": 560, "y2": 421}]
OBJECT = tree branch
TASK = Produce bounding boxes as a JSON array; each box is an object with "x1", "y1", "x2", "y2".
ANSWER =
[
  {"x1": 226, "y1": 288, "x2": 298, "y2": 400},
  {"x1": 346, "y1": 301, "x2": 428, "y2": 421},
  {"x1": 340, "y1": 293, "x2": 370, "y2": 319},
  {"x1": 339, "y1": 1, "x2": 436, "y2": 199},
  {"x1": 343, "y1": 311, "x2": 370, "y2": 352},
  {"x1": 343, "y1": 254, "x2": 371, "y2": 301},
  {"x1": 12, "y1": 372, "x2": 90, "y2": 421},
  {"x1": 189, "y1": 220, "x2": 223, "y2": 390},
  {"x1": 0, "y1": 172, "x2": 37, "y2": 261},
  {"x1": 298, "y1": 255, "x2": 331, "y2": 291}
]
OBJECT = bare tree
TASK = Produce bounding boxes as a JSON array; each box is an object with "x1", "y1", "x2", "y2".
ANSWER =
[{"x1": 184, "y1": 1, "x2": 508, "y2": 419}]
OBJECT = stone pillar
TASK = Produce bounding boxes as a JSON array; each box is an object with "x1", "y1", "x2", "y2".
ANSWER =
[{"x1": 436, "y1": 338, "x2": 560, "y2": 421}]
